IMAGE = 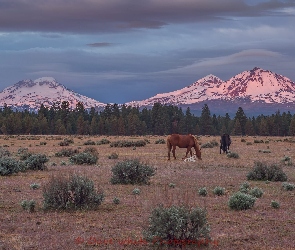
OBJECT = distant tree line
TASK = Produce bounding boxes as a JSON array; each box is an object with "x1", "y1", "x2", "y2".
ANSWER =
[{"x1": 0, "y1": 101, "x2": 295, "y2": 136}]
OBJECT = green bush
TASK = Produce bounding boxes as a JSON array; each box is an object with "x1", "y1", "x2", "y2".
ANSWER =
[
  {"x1": 228, "y1": 192, "x2": 256, "y2": 210},
  {"x1": 239, "y1": 182, "x2": 250, "y2": 193},
  {"x1": 55, "y1": 148, "x2": 79, "y2": 157},
  {"x1": 84, "y1": 140, "x2": 96, "y2": 145},
  {"x1": 17, "y1": 148, "x2": 32, "y2": 160},
  {"x1": 169, "y1": 183, "x2": 176, "y2": 188},
  {"x1": 247, "y1": 161, "x2": 287, "y2": 182},
  {"x1": 282, "y1": 182, "x2": 295, "y2": 191},
  {"x1": 200, "y1": 140, "x2": 218, "y2": 149},
  {"x1": 0, "y1": 147, "x2": 11, "y2": 157},
  {"x1": 0, "y1": 157, "x2": 25, "y2": 176},
  {"x1": 213, "y1": 186, "x2": 225, "y2": 196},
  {"x1": 143, "y1": 205, "x2": 210, "y2": 247},
  {"x1": 30, "y1": 183, "x2": 40, "y2": 190},
  {"x1": 155, "y1": 139, "x2": 166, "y2": 144},
  {"x1": 227, "y1": 152, "x2": 239, "y2": 158},
  {"x1": 96, "y1": 139, "x2": 111, "y2": 145},
  {"x1": 132, "y1": 188, "x2": 141, "y2": 195},
  {"x1": 25, "y1": 154, "x2": 49, "y2": 171},
  {"x1": 69, "y1": 152, "x2": 98, "y2": 165},
  {"x1": 281, "y1": 156, "x2": 292, "y2": 166},
  {"x1": 249, "y1": 187, "x2": 264, "y2": 198},
  {"x1": 110, "y1": 159, "x2": 155, "y2": 185},
  {"x1": 254, "y1": 139, "x2": 264, "y2": 143},
  {"x1": 43, "y1": 174, "x2": 104, "y2": 210},
  {"x1": 198, "y1": 187, "x2": 208, "y2": 197},
  {"x1": 21, "y1": 199, "x2": 36, "y2": 212},
  {"x1": 110, "y1": 140, "x2": 146, "y2": 147},
  {"x1": 271, "y1": 200, "x2": 280, "y2": 209},
  {"x1": 108, "y1": 153, "x2": 119, "y2": 159},
  {"x1": 113, "y1": 197, "x2": 120, "y2": 205}
]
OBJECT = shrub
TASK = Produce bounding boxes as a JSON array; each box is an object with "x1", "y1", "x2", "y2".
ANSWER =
[
  {"x1": 108, "y1": 153, "x2": 119, "y2": 159},
  {"x1": 143, "y1": 205, "x2": 210, "y2": 247},
  {"x1": 43, "y1": 174, "x2": 104, "y2": 210},
  {"x1": 227, "y1": 152, "x2": 239, "y2": 159},
  {"x1": 21, "y1": 199, "x2": 36, "y2": 212},
  {"x1": 228, "y1": 192, "x2": 256, "y2": 210},
  {"x1": 55, "y1": 148, "x2": 79, "y2": 157},
  {"x1": 0, "y1": 147, "x2": 11, "y2": 157},
  {"x1": 0, "y1": 157, "x2": 25, "y2": 176},
  {"x1": 59, "y1": 138, "x2": 74, "y2": 146},
  {"x1": 254, "y1": 139, "x2": 264, "y2": 143},
  {"x1": 200, "y1": 140, "x2": 218, "y2": 148},
  {"x1": 239, "y1": 182, "x2": 250, "y2": 193},
  {"x1": 281, "y1": 156, "x2": 292, "y2": 166},
  {"x1": 169, "y1": 183, "x2": 176, "y2": 188},
  {"x1": 17, "y1": 147, "x2": 32, "y2": 160},
  {"x1": 96, "y1": 139, "x2": 111, "y2": 145},
  {"x1": 113, "y1": 197, "x2": 120, "y2": 205},
  {"x1": 132, "y1": 188, "x2": 141, "y2": 195},
  {"x1": 155, "y1": 139, "x2": 166, "y2": 144},
  {"x1": 83, "y1": 147, "x2": 99, "y2": 158},
  {"x1": 241, "y1": 138, "x2": 246, "y2": 142},
  {"x1": 246, "y1": 142, "x2": 252, "y2": 145},
  {"x1": 25, "y1": 154, "x2": 49, "y2": 171},
  {"x1": 282, "y1": 182, "x2": 295, "y2": 191},
  {"x1": 198, "y1": 187, "x2": 208, "y2": 197},
  {"x1": 213, "y1": 186, "x2": 225, "y2": 196},
  {"x1": 84, "y1": 140, "x2": 96, "y2": 145},
  {"x1": 110, "y1": 159, "x2": 156, "y2": 185},
  {"x1": 30, "y1": 183, "x2": 40, "y2": 190},
  {"x1": 247, "y1": 161, "x2": 287, "y2": 182},
  {"x1": 40, "y1": 141, "x2": 47, "y2": 145},
  {"x1": 69, "y1": 152, "x2": 98, "y2": 165},
  {"x1": 249, "y1": 187, "x2": 264, "y2": 198},
  {"x1": 271, "y1": 200, "x2": 280, "y2": 209},
  {"x1": 110, "y1": 140, "x2": 146, "y2": 147}
]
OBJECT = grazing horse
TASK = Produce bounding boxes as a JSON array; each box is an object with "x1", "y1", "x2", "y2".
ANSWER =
[
  {"x1": 167, "y1": 134, "x2": 202, "y2": 160},
  {"x1": 220, "y1": 133, "x2": 231, "y2": 154}
]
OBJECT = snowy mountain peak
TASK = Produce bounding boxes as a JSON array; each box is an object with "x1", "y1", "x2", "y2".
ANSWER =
[
  {"x1": 0, "y1": 77, "x2": 106, "y2": 111},
  {"x1": 126, "y1": 67, "x2": 295, "y2": 107}
]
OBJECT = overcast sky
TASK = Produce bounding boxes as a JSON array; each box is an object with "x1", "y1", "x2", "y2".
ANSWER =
[{"x1": 0, "y1": 0, "x2": 294, "y2": 104}]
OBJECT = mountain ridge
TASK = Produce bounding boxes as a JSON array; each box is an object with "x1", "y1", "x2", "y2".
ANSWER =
[{"x1": 0, "y1": 67, "x2": 294, "y2": 116}]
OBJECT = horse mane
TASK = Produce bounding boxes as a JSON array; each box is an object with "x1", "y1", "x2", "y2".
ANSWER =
[{"x1": 190, "y1": 134, "x2": 200, "y2": 150}]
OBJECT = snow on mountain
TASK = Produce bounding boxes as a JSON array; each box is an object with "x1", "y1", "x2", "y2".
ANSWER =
[
  {"x1": 126, "y1": 67, "x2": 295, "y2": 107},
  {"x1": 0, "y1": 77, "x2": 106, "y2": 111}
]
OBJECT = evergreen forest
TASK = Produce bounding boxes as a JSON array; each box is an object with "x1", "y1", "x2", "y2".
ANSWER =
[{"x1": 1, "y1": 101, "x2": 295, "y2": 136}]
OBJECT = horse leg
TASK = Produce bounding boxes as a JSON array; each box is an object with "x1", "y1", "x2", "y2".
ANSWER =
[
  {"x1": 167, "y1": 145, "x2": 171, "y2": 160},
  {"x1": 172, "y1": 146, "x2": 177, "y2": 160}
]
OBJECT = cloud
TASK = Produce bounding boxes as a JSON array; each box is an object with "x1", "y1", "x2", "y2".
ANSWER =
[
  {"x1": 0, "y1": 0, "x2": 294, "y2": 33},
  {"x1": 86, "y1": 42, "x2": 115, "y2": 47}
]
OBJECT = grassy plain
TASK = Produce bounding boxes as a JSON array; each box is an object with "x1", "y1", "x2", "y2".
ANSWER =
[{"x1": 0, "y1": 135, "x2": 294, "y2": 250}]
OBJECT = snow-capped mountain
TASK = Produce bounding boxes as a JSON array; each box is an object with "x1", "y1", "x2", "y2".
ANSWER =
[
  {"x1": 0, "y1": 77, "x2": 106, "y2": 111},
  {"x1": 127, "y1": 67, "x2": 295, "y2": 106},
  {"x1": 126, "y1": 67, "x2": 295, "y2": 115}
]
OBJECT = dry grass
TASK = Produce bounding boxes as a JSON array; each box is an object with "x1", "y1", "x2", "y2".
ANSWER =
[{"x1": 0, "y1": 135, "x2": 295, "y2": 250}]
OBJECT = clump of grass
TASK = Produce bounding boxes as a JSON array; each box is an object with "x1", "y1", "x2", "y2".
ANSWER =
[
  {"x1": 132, "y1": 188, "x2": 141, "y2": 195},
  {"x1": 228, "y1": 192, "x2": 256, "y2": 210},
  {"x1": 110, "y1": 159, "x2": 156, "y2": 185},
  {"x1": 247, "y1": 161, "x2": 287, "y2": 182},
  {"x1": 198, "y1": 187, "x2": 208, "y2": 197},
  {"x1": 43, "y1": 174, "x2": 104, "y2": 210},
  {"x1": 213, "y1": 186, "x2": 225, "y2": 196},
  {"x1": 282, "y1": 182, "x2": 295, "y2": 191},
  {"x1": 108, "y1": 153, "x2": 118, "y2": 159},
  {"x1": 155, "y1": 139, "x2": 166, "y2": 144},
  {"x1": 281, "y1": 156, "x2": 292, "y2": 166},
  {"x1": 271, "y1": 200, "x2": 280, "y2": 209},
  {"x1": 96, "y1": 139, "x2": 111, "y2": 145},
  {"x1": 227, "y1": 152, "x2": 239, "y2": 158},
  {"x1": 143, "y1": 205, "x2": 210, "y2": 247},
  {"x1": 113, "y1": 197, "x2": 120, "y2": 205},
  {"x1": 30, "y1": 183, "x2": 40, "y2": 190},
  {"x1": 21, "y1": 200, "x2": 36, "y2": 212}
]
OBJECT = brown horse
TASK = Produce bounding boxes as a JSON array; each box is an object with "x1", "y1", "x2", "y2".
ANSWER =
[{"x1": 166, "y1": 134, "x2": 202, "y2": 160}]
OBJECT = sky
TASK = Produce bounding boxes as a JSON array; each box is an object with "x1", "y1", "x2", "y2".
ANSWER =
[{"x1": 0, "y1": 0, "x2": 295, "y2": 104}]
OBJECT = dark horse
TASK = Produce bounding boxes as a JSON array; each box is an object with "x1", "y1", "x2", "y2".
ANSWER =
[
  {"x1": 220, "y1": 133, "x2": 231, "y2": 154},
  {"x1": 167, "y1": 134, "x2": 202, "y2": 160}
]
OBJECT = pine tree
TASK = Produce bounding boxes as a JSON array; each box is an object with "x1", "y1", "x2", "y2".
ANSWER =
[
  {"x1": 288, "y1": 115, "x2": 295, "y2": 135},
  {"x1": 200, "y1": 104, "x2": 213, "y2": 135},
  {"x1": 232, "y1": 119, "x2": 242, "y2": 136},
  {"x1": 234, "y1": 107, "x2": 247, "y2": 135}
]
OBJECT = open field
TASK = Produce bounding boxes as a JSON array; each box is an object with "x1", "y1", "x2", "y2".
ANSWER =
[{"x1": 0, "y1": 135, "x2": 295, "y2": 250}]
